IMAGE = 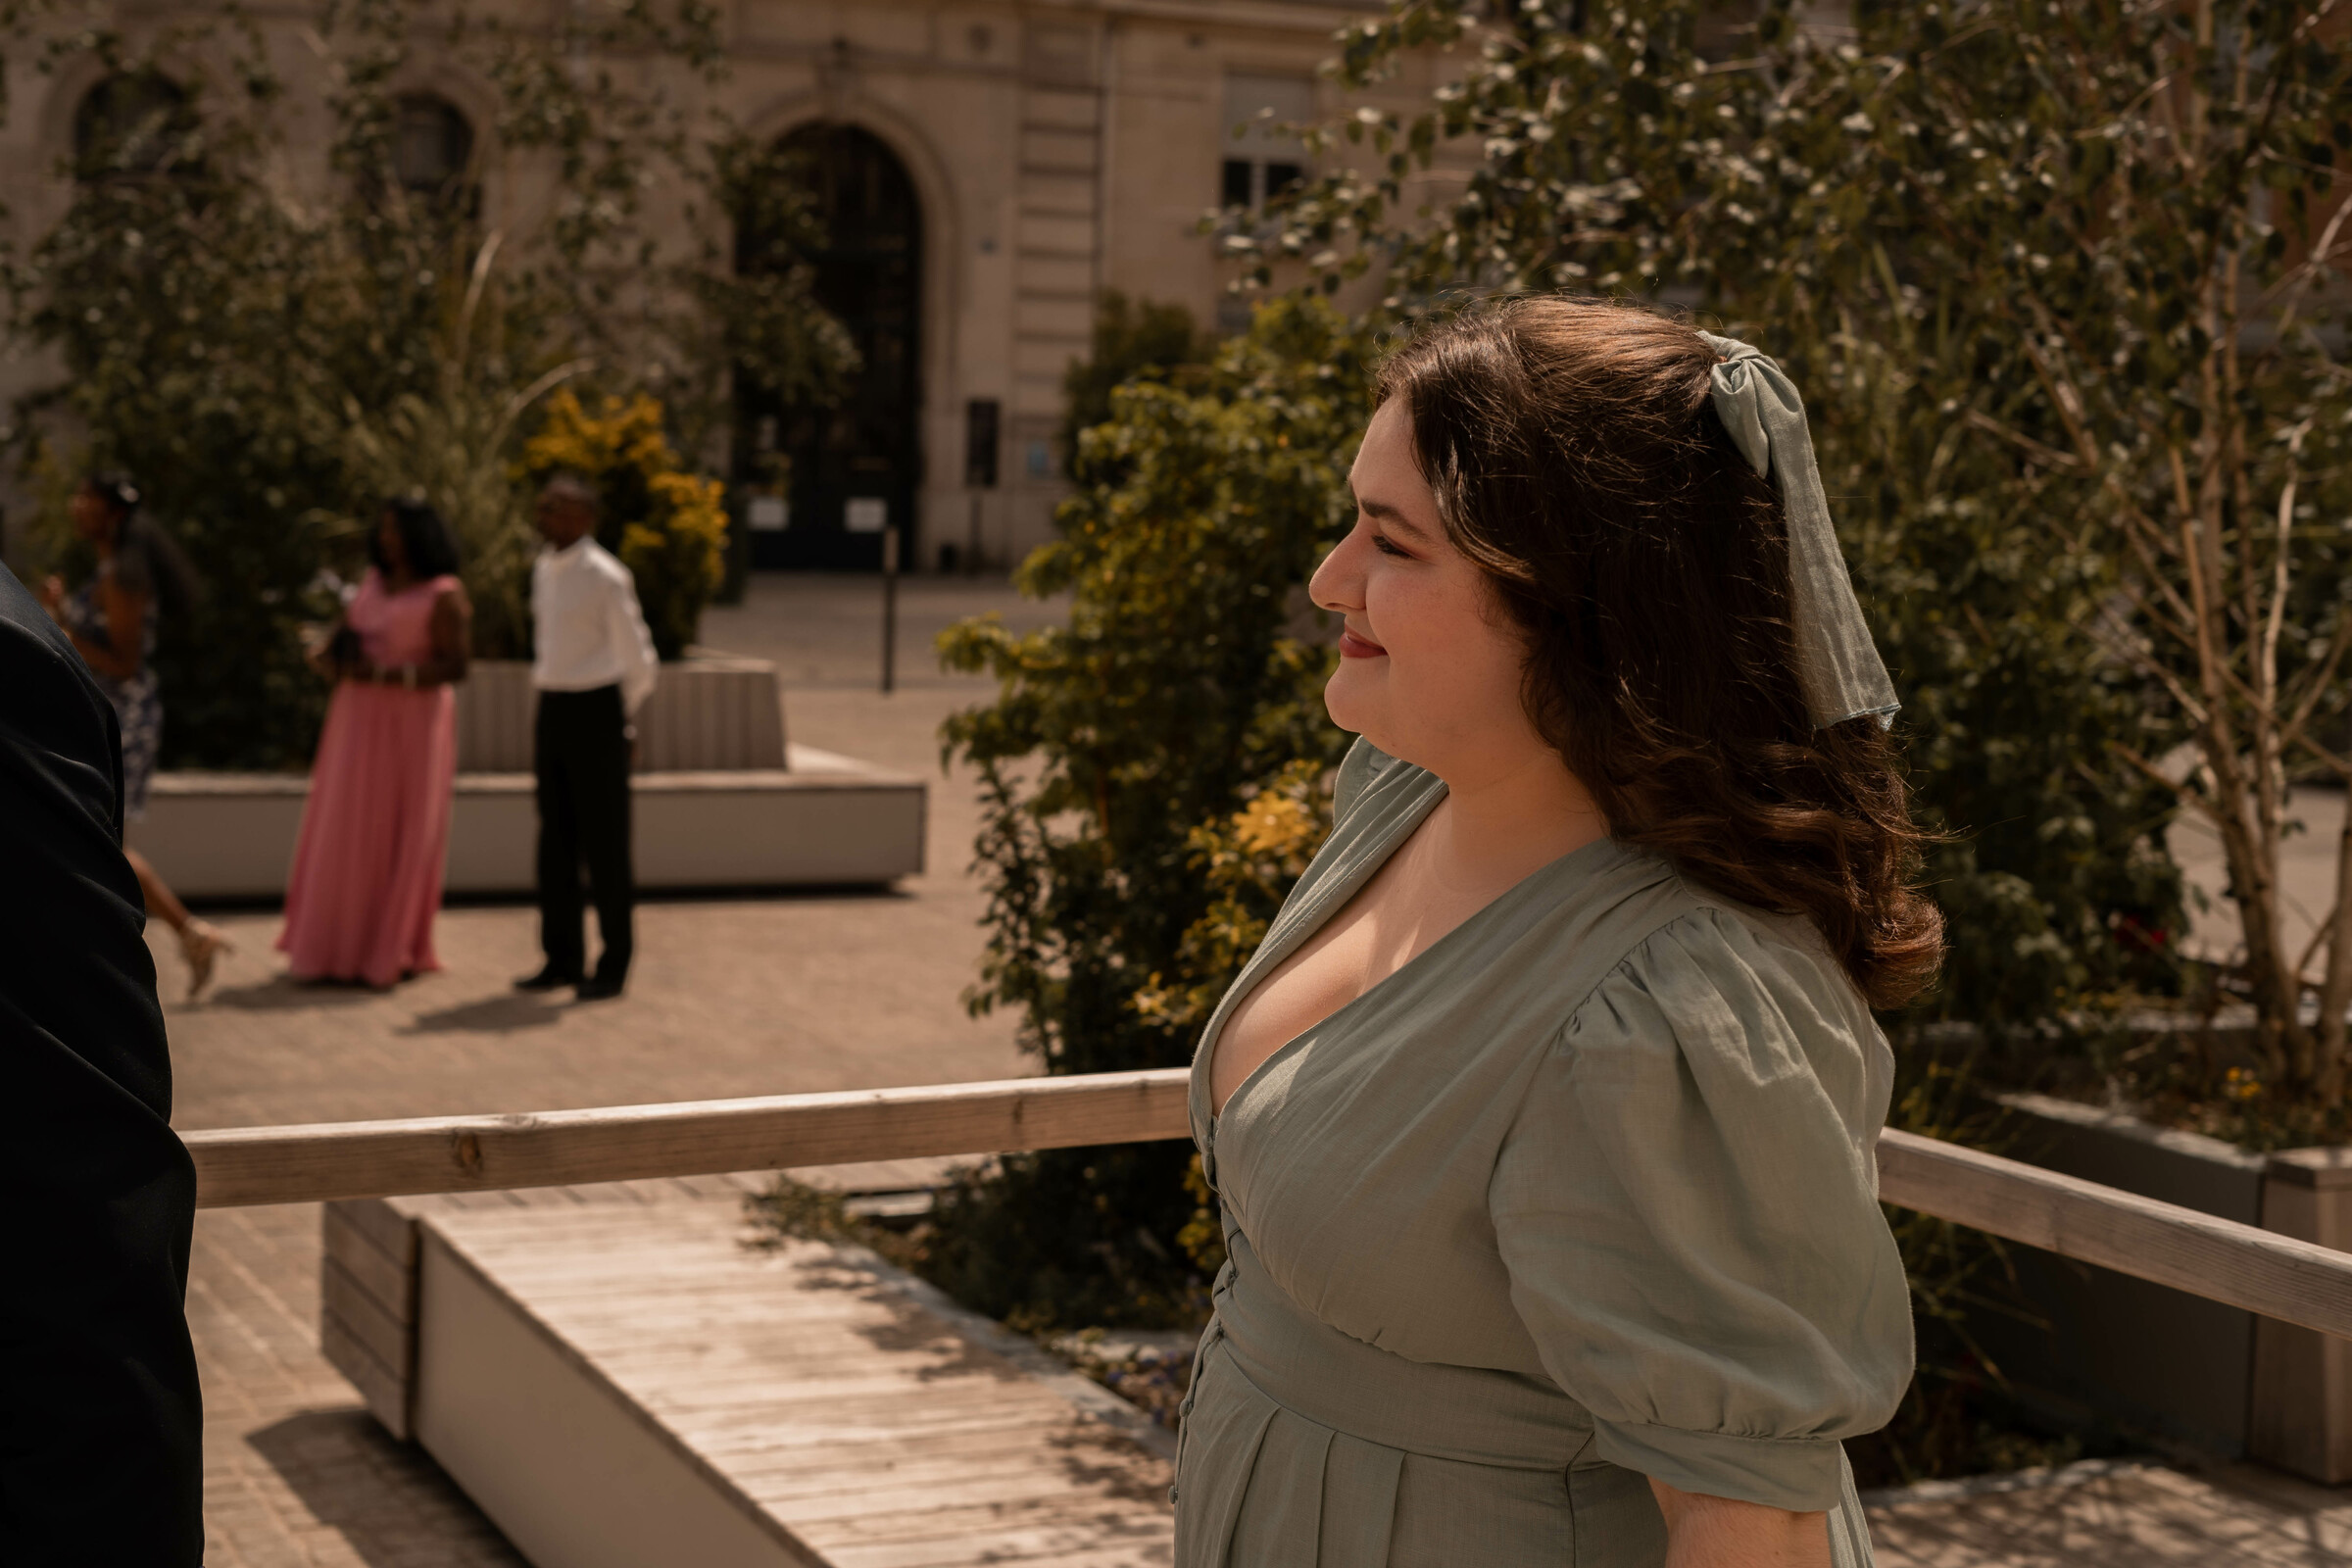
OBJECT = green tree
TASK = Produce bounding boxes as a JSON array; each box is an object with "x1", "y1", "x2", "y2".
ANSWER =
[
  {"x1": 1055, "y1": 291, "x2": 1210, "y2": 483},
  {"x1": 664, "y1": 130, "x2": 859, "y2": 471},
  {"x1": 1752, "y1": 2, "x2": 2352, "y2": 1095},
  {"x1": 12, "y1": 27, "x2": 370, "y2": 763},
  {"x1": 4, "y1": 0, "x2": 851, "y2": 761},
  {"x1": 927, "y1": 296, "x2": 1368, "y2": 1327},
  {"x1": 1235, "y1": 0, "x2": 2206, "y2": 1039}
]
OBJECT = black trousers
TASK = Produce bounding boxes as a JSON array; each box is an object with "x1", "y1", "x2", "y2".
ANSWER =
[{"x1": 534, "y1": 685, "x2": 633, "y2": 984}]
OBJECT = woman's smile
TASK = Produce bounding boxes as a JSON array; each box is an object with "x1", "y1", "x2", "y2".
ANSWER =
[{"x1": 1338, "y1": 626, "x2": 1388, "y2": 659}]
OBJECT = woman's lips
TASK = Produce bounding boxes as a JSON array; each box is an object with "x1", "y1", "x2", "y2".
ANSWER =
[{"x1": 1338, "y1": 628, "x2": 1388, "y2": 660}]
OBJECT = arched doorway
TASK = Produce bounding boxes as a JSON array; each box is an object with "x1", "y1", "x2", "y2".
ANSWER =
[{"x1": 739, "y1": 122, "x2": 922, "y2": 570}]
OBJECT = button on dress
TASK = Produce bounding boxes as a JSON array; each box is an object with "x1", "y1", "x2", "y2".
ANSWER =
[{"x1": 1175, "y1": 739, "x2": 1912, "y2": 1566}]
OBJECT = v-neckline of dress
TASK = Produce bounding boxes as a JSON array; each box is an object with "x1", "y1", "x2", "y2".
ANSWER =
[{"x1": 1203, "y1": 768, "x2": 1619, "y2": 1128}]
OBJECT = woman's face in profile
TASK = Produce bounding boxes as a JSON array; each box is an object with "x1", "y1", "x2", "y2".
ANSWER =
[
  {"x1": 70, "y1": 485, "x2": 115, "y2": 542},
  {"x1": 377, "y1": 513, "x2": 409, "y2": 576},
  {"x1": 1311, "y1": 399, "x2": 1544, "y2": 781}
]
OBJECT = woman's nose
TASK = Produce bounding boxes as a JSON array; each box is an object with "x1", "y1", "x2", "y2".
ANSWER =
[{"x1": 1309, "y1": 533, "x2": 1365, "y2": 614}]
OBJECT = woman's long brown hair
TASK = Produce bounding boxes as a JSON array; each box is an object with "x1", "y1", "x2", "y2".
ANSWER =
[{"x1": 1376, "y1": 297, "x2": 1943, "y2": 1009}]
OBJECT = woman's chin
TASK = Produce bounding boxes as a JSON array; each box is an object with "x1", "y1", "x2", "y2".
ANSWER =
[{"x1": 1322, "y1": 671, "x2": 1389, "y2": 749}]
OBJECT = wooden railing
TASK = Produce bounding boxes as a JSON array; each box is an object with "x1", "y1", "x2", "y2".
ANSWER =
[{"x1": 182, "y1": 1067, "x2": 2352, "y2": 1342}]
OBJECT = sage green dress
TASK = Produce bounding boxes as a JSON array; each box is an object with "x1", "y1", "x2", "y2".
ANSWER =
[{"x1": 1174, "y1": 739, "x2": 1911, "y2": 1566}]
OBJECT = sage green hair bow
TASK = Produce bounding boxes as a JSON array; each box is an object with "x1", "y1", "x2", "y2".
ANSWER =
[{"x1": 1697, "y1": 329, "x2": 1899, "y2": 731}]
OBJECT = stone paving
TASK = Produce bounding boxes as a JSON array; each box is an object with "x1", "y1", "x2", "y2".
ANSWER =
[
  {"x1": 171, "y1": 571, "x2": 1057, "y2": 1566},
  {"x1": 156, "y1": 570, "x2": 2352, "y2": 1565},
  {"x1": 193, "y1": 1202, "x2": 523, "y2": 1568},
  {"x1": 1868, "y1": 1459, "x2": 2352, "y2": 1565},
  {"x1": 167, "y1": 572, "x2": 1059, "y2": 1133}
]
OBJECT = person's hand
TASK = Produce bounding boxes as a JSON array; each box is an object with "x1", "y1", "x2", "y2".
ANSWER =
[{"x1": 36, "y1": 574, "x2": 65, "y2": 615}]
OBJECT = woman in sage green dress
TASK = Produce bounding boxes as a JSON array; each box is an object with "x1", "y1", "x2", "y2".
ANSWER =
[{"x1": 1174, "y1": 299, "x2": 1939, "y2": 1568}]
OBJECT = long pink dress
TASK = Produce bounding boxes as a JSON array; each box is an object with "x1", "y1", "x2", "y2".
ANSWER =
[{"x1": 277, "y1": 570, "x2": 462, "y2": 987}]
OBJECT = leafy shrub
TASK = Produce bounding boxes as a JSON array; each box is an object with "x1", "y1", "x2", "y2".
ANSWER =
[
  {"x1": 1055, "y1": 291, "x2": 1209, "y2": 483},
  {"x1": 925, "y1": 297, "x2": 1366, "y2": 1329},
  {"x1": 1240, "y1": 0, "x2": 2189, "y2": 1037},
  {"x1": 520, "y1": 389, "x2": 727, "y2": 660}
]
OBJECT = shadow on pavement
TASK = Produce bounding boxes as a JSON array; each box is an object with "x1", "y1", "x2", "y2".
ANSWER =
[
  {"x1": 243, "y1": 1408, "x2": 523, "y2": 1567},
  {"x1": 205, "y1": 975, "x2": 386, "y2": 1011},
  {"x1": 401, "y1": 994, "x2": 565, "y2": 1034}
]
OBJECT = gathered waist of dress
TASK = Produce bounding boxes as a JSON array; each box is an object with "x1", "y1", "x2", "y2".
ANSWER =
[{"x1": 1209, "y1": 1226, "x2": 1595, "y2": 1473}]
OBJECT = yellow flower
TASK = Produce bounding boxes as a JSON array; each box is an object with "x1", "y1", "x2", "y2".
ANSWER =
[{"x1": 530, "y1": 389, "x2": 728, "y2": 656}]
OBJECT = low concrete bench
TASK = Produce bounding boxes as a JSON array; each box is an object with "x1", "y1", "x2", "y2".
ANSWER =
[
  {"x1": 322, "y1": 1182, "x2": 1175, "y2": 1568},
  {"x1": 129, "y1": 746, "x2": 925, "y2": 900},
  {"x1": 456, "y1": 657, "x2": 789, "y2": 774}
]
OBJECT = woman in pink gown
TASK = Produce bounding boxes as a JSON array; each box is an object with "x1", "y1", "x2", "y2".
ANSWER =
[{"x1": 279, "y1": 499, "x2": 472, "y2": 987}]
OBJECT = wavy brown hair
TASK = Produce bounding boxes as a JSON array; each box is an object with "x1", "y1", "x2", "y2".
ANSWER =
[{"x1": 1375, "y1": 297, "x2": 1943, "y2": 1009}]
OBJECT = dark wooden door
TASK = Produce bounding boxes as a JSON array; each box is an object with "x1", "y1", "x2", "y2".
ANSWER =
[{"x1": 739, "y1": 123, "x2": 922, "y2": 570}]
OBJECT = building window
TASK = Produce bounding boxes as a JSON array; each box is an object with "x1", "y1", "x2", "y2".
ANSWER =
[
  {"x1": 1220, "y1": 74, "x2": 1314, "y2": 211},
  {"x1": 1220, "y1": 156, "x2": 1302, "y2": 211},
  {"x1": 391, "y1": 94, "x2": 474, "y2": 202},
  {"x1": 73, "y1": 73, "x2": 197, "y2": 180}
]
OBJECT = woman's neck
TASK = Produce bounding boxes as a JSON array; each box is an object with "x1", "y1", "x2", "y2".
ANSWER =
[
  {"x1": 1425, "y1": 747, "x2": 1609, "y2": 889},
  {"x1": 384, "y1": 564, "x2": 416, "y2": 591}
]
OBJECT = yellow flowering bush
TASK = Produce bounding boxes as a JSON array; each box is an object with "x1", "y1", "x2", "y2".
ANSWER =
[
  {"x1": 524, "y1": 389, "x2": 727, "y2": 658},
  {"x1": 1132, "y1": 760, "x2": 1333, "y2": 1280},
  {"x1": 1131, "y1": 760, "x2": 1333, "y2": 1039}
]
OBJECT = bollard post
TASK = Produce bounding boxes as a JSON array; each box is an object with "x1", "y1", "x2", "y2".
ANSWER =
[
  {"x1": 964, "y1": 398, "x2": 1000, "y2": 577},
  {"x1": 880, "y1": 524, "x2": 900, "y2": 695}
]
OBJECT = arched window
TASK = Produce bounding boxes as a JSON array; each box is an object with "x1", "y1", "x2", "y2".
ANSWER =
[
  {"x1": 392, "y1": 93, "x2": 475, "y2": 201},
  {"x1": 73, "y1": 73, "x2": 197, "y2": 180}
]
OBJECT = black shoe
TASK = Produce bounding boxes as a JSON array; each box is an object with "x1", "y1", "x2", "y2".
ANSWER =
[
  {"x1": 574, "y1": 976, "x2": 626, "y2": 1002},
  {"x1": 514, "y1": 965, "x2": 582, "y2": 993}
]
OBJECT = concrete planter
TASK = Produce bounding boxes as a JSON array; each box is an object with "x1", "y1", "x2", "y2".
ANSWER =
[
  {"x1": 130, "y1": 755, "x2": 925, "y2": 898},
  {"x1": 1984, "y1": 1094, "x2": 2352, "y2": 1481},
  {"x1": 132, "y1": 653, "x2": 931, "y2": 898},
  {"x1": 455, "y1": 657, "x2": 786, "y2": 773}
]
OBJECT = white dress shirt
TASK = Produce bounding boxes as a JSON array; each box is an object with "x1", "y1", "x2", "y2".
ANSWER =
[{"x1": 530, "y1": 538, "x2": 659, "y2": 717}]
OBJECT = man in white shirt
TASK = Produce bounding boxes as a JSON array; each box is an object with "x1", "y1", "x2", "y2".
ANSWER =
[{"x1": 514, "y1": 474, "x2": 658, "y2": 1002}]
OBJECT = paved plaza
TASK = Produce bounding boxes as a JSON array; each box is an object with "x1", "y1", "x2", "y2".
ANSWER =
[
  {"x1": 173, "y1": 571, "x2": 1061, "y2": 1565},
  {"x1": 159, "y1": 572, "x2": 2352, "y2": 1565},
  {"x1": 169, "y1": 572, "x2": 1059, "y2": 1132}
]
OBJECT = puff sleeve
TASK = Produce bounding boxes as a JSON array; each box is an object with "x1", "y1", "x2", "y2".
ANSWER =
[{"x1": 1490, "y1": 907, "x2": 1912, "y2": 1513}]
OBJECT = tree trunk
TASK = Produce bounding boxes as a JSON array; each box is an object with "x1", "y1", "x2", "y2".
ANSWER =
[
  {"x1": 2317, "y1": 797, "x2": 2352, "y2": 1102},
  {"x1": 2209, "y1": 747, "x2": 2310, "y2": 1082}
]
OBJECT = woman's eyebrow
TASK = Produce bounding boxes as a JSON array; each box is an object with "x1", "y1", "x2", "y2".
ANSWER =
[{"x1": 1355, "y1": 493, "x2": 1433, "y2": 542}]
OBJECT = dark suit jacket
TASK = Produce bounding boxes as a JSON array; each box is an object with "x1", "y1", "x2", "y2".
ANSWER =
[{"x1": 0, "y1": 562, "x2": 203, "y2": 1563}]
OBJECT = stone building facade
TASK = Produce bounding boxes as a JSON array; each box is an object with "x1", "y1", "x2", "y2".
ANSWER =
[
  {"x1": 1, "y1": 0, "x2": 1446, "y2": 571},
  {"x1": 710, "y1": 0, "x2": 1399, "y2": 571}
]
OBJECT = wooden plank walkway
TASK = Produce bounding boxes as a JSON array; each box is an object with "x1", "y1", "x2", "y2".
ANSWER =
[
  {"x1": 195, "y1": 1185, "x2": 2352, "y2": 1566},
  {"x1": 404, "y1": 1194, "x2": 1174, "y2": 1568},
  {"x1": 1870, "y1": 1458, "x2": 2352, "y2": 1564}
]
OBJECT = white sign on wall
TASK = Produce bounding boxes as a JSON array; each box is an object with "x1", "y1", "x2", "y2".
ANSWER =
[
  {"x1": 845, "y1": 497, "x2": 889, "y2": 534},
  {"x1": 748, "y1": 496, "x2": 789, "y2": 531}
]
